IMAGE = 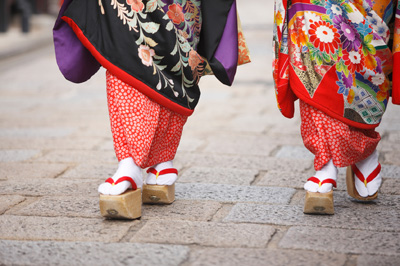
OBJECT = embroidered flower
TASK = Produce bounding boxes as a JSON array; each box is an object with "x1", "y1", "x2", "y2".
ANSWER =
[
  {"x1": 325, "y1": 0, "x2": 343, "y2": 18},
  {"x1": 304, "y1": 12, "x2": 321, "y2": 28},
  {"x1": 347, "y1": 88, "x2": 355, "y2": 104},
  {"x1": 188, "y1": 49, "x2": 203, "y2": 71},
  {"x1": 138, "y1": 45, "x2": 155, "y2": 67},
  {"x1": 126, "y1": 0, "x2": 144, "y2": 12},
  {"x1": 376, "y1": 90, "x2": 388, "y2": 102},
  {"x1": 167, "y1": 4, "x2": 185, "y2": 25},
  {"x1": 347, "y1": 10, "x2": 364, "y2": 24},
  {"x1": 333, "y1": 15, "x2": 362, "y2": 52},
  {"x1": 371, "y1": 73, "x2": 385, "y2": 86},
  {"x1": 342, "y1": 49, "x2": 364, "y2": 73},
  {"x1": 308, "y1": 20, "x2": 340, "y2": 54},
  {"x1": 336, "y1": 72, "x2": 352, "y2": 96},
  {"x1": 357, "y1": 22, "x2": 373, "y2": 37}
]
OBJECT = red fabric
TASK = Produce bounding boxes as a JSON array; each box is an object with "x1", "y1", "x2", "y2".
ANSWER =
[
  {"x1": 146, "y1": 167, "x2": 178, "y2": 176},
  {"x1": 300, "y1": 101, "x2": 380, "y2": 170},
  {"x1": 105, "y1": 176, "x2": 138, "y2": 190},
  {"x1": 107, "y1": 71, "x2": 188, "y2": 169}
]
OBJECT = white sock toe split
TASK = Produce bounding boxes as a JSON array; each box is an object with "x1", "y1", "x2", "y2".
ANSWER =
[
  {"x1": 98, "y1": 157, "x2": 143, "y2": 195},
  {"x1": 353, "y1": 150, "x2": 382, "y2": 197},
  {"x1": 304, "y1": 159, "x2": 338, "y2": 193},
  {"x1": 145, "y1": 160, "x2": 178, "y2": 186}
]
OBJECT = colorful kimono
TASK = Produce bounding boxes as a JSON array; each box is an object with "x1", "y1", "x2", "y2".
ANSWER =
[
  {"x1": 54, "y1": 0, "x2": 250, "y2": 116},
  {"x1": 273, "y1": 0, "x2": 400, "y2": 129}
]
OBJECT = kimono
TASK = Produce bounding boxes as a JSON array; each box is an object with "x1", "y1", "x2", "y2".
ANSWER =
[
  {"x1": 273, "y1": 0, "x2": 399, "y2": 169},
  {"x1": 53, "y1": 0, "x2": 250, "y2": 168},
  {"x1": 54, "y1": 0, "x2": 250, "y2": 116},
  {"x1": 273, "y1": 0, "x2": 400, "y2": 129}
]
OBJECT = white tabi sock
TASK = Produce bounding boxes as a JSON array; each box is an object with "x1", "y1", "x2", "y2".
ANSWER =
[
  {"x1": 145, "y1": 160, "x2": 177, "y2": 186},
  {"x1": 304, "y1": 159, "x2": 338, "y2": 193},
  {"x1": 98, "y1": 157, "x2": 143, "y2": 195},
  {"x1": 354, "y1": 150, "x2": 381, "y2": 197}
]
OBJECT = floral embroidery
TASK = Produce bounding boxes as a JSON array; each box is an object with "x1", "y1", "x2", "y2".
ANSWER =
[
  {"x1": 167, "y1": 4, "x2": 185, "y2": 25},
  {"x1": 126, "y1": 0, "x2": 144, "y2": 12},
  {"x1": 308, "y1": 20, "x2": 340, "y2": 54},
  {"x1": 273, "y1": 0, "x2": 398, "y2": 126},
  {"x1": 138, "y1": 45, "x2": 155, "y2": 67}
]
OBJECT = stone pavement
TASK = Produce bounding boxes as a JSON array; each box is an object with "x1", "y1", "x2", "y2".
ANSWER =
[{"x1": 0, "y1": 1, "x2": 400, "y2": 265}]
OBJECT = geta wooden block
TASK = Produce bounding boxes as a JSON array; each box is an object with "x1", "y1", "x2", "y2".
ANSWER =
[
  {"x1": 99, "y1": 189, "x2": 141, "y2": 219},
  {"x1": 304, "y1": 190, "x2": 334, "y2": 215},
  {"x1": 142, "y1": 184, "x2": 175, "y2": 204}
]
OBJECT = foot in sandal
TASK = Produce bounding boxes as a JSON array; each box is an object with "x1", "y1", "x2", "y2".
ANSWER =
[
  {"x1": 145, "y1": 160, "x2": 178, "y2": 185},
  {"x1": 304, "y1": 159, "x2": 338, "y2": 193},
  {"x1": 347, "y1": 150, "x2": 381, "y2": 200},
  {"x1": 98, "y1": 157, "x2": 143, "y2": 195}
]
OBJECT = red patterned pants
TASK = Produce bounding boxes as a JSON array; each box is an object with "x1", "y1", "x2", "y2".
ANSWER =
[
  {"x1": 106, "y1": 71, "x2": 188, "y2": 168},
  {"x1": 300, "y1": 100, "x2": 381, "y2": 170}
]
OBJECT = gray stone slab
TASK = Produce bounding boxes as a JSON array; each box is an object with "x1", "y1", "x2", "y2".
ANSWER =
[
  {"x1": 0, "y1": 215, "x2": 135, "y2": 242},
  {"x1": 179, "y1": 167, "x2": 258, "y2": 186},
  {"x1": 0, "y1": 195, "x2": 25, "y2": 214},
  {"x1": 0, "y1": 136, "x2": 102, "y2": 150},
  {"x1": 0, "y1": 127, "x2": 75, "y2": 138},
  {"x1": 280, "y1": 226, "x2": 400, "y2": 256},
  {"x1": 33, "y1": 150, "x2": 117, "y2": 164},
  {"x1": 380, "y1": 178, "x2": 400, "y2": 195},
  {"x1": 0, "y1": 162, "x2": 68, "y2": 180},
  {"x1": 175, "y1": 183, "x2": 296, "y2": 204},
  {"x1": 0, "y1": 179, "x2": 100, "y2": 197},
  {"x1": 224, "y1": 201, "x2": 400, "y2": 231},
  {"x1": 60, "y1": 163, "x2": 118, "y2": 180},
  {"x1": 275, "y1": 145, "x2": 314, "y2": 160},
  {"x1": 9, "y1": 196, "x2": 100, "y2": 218},
  {"x1": 175, "y1": 152, "x2": 313, "y2": 172},
  {"x1": 357, "y1": 255, "x2": 400, "y2": 266},
  {"x1": 188, "y1": 247, "x2": 347, "y2": 266},
  {"x1": 142, "y1": 200, "x2": 222, "y2": 221},
  {"x1": 290, "y1": 190, "x2": 400, "y2": 209},
  {"x1": 0, "y1": 149, "x2": 40, "y2": 162},
  {"x1": 0, "y1": 240, "x2": 189, "y2": 266},
  {"x1": 133, "y1": 220, "x2": 275, "y2": 248},
  {"x1": 380, "y1": 164, "x2": 400, "y2": 178},
  {"x1": 203, "y1": 133, "x2": 278, "y2": 156},
  {"x1": 382, "y1": 151, "x2": 400, "y2": 165}
]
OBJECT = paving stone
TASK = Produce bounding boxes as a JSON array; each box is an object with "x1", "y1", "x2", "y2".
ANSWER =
[
  {"x1": 175, "y1": 152, "x2": 313, "y2": 172},
  {"x1": 0, "y1": 149, "x2": 40, "y2": 162},
  {"x1": 142, "y1": 200, "x2": 222, "y2": 221},
  {"x1": 275, "y1": 145, "x2": 314, "y2": 160},
  {"x1": 179, "y1": 167, "x2": 258, "y2": 186},
  {"x1": 133, "y1": 220, "x2": 275, "y2": 248},
  {"x1": 0, "y1": 195, "x2": 25, "y2": 214},
  {"x1": 380, "y1": 164, "x2": 400, "y2": 178},
  {"x1": 177, "y1": 135, "x2": 206, "y2": 152},
  {"x1": 9, "y1": 196, "x2": 100, "y2": 218},
  {"x1": 0, "y1": 127, "x2": 75, "y2": 138},
  {"x1": 380, "y1": 178, "x2": 400, "y2": 195},
  {"x1": 224, "y1": 201, "x2": 400, "y2": 231},
  {"x1": 0, "y1": 240, "x2": 189, "y2": 266},
  {"x1": 382, "y1": 151, "x2": 400, "y2": 165},
  {"x1": 0, "y1": 136, "x2": 102, "y2": 150},
  {"x1": 279, "y1": 226, "x2": 400, "y2": 255},
  {"x1": 33, "y1": 150, "x2": 117, "y2": 163},
  {"x1": 60, "y1": 163, "x2": 117, "y2": 180},
  {"x1": 175, "y1": 183, "x2": 295, "y2": 204},
  {"x1": 188, "y1": 247, "x2": 347, "y2": 266},
  {"x1": 0, "y1": 162, "x2": 68, "y2": 180},
  {"x1": 203, "y1": 133, "x2": 278, "y2": 156},
  {"x1": 0, "y1": 179, "x2": 100, "y2": 197},
  {"x1": 357, "y1": 255, "x2": 400, "y2": 266},
  {"x1": 0, "y1": 215, "x2": 135, "y2": 242}
]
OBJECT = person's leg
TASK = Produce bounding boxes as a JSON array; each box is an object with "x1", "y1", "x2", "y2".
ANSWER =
[{"x1": 300, "y1": 100, "x2": 381, "y2": 198}]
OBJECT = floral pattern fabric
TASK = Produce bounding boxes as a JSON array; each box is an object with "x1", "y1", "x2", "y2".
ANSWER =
[{"x1": 273, "y1": 0, "x2": 400, "y2": 129}]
